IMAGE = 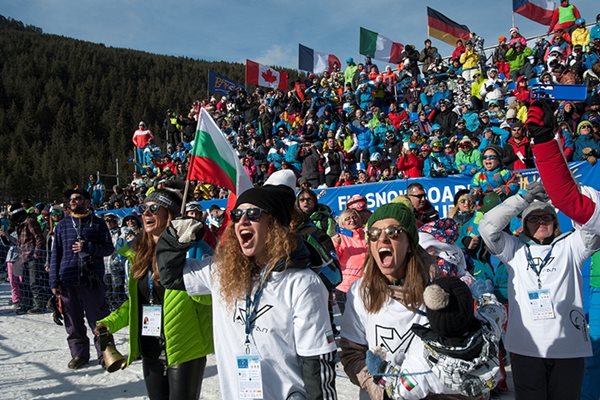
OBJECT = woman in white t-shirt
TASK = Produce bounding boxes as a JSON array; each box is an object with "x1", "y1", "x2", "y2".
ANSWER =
[
  {"x1": 479, "y1": 182, "x2": 600, "y2": 400},
  {"x1": 158, "y1": 179, "x2": 338, "y2": 400},
  {"x1": 340, "y1": 202, "x2": 452, "y2": 399}
]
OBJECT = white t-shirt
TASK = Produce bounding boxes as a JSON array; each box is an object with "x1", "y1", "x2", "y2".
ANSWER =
[
  {"x1": 494, "y1": 230, "x2": 597, "y2": 358},
  {"x1": 184, "y1": 257, "x2": 337, "y2": 400},
  {"x1": 341, "y1": 279, "x2": 454, "y2": 399}
]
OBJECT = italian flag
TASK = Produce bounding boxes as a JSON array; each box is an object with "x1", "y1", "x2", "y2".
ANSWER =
[
  {"x1": 187, "y1": 108, "x2": 253, "y2": 196},
  {"x1": 359, "y1": 27, "x2": 404, "y2": 64}
]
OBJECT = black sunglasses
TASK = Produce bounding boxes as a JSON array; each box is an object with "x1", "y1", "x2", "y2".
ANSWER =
[
  {"x1": 527, "y1": 214, "x2": 554, "y2": 224},
  {"x1": 368, "y1": 225, "x2": 405, "y2": 242},
  {"x1": 409, "y1": 193, "x2": 427, "y2": 200},
  {"x1": 139, "y1": 203, "x2": 162, "y2": 215},
  {"x1": 482, "y1": 155, "x2": 498, "y2": 160},
  {"x1": 230, "y1": 207, "x2": 268, "y2": 223}
]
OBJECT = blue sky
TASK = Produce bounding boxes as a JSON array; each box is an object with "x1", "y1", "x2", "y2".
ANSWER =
[{"x1": 0, "y1": 0, "x2": 597, "y2": 70}]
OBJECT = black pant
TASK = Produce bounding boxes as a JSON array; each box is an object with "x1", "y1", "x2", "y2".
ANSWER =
[
  {"x1": 142, "y1": 356, "x2": 207, "y2": 400},
  {"x1": 511, "y1": 352, "x2": 584, "y2": 400},
  {"x1": 21, "y1": 259, "x2": 45, "y2": 309}
]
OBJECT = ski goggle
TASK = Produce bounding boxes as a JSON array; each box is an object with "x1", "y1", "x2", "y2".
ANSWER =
[
  {"x1": 139, "y1": 203, "x2": 162, "y2": 215},
  {"x1": 367, "y1": 225, "x2": 405, "y2": 242},
  {"x1": 230, "y1": 207, "x2": 268, "y2": 223}
]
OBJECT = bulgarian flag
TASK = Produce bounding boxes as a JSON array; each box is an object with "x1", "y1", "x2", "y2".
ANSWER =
[
  {"x1": 246, "y1": 59, "x2": 289, "y2": 90},
  {"x1": 359, "y1": 27, "x2": 404, "y2": 64},
  {"x1": 187, "y1": 108, "x2": 253, "y2": 196}
]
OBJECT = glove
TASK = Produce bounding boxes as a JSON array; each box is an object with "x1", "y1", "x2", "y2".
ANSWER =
[
  {"x1": 94, "y1": 322, "x2": 108, "y2": 337},
  {"x1": 523, "y1": 181, "x2": 549, "y2": 203},
  {"x1": 170, "y1": 217, "x2": 204, "y2": 244},
  {"x1": 526, "y1": 101, "x2": 556, "y2": 144},
  {"x1": 47, "y1": 295, "x2": 63, "y2": 326},
  {"x1": 366, "y1": 350, "x2": 388, "y2": 381},
  {"x1": 583, "y1": 147, "x2": 598, "y2": 165}
]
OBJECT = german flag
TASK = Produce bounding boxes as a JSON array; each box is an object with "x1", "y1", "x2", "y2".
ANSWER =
[{"x1": 427, "y1": 7, "x2": 471, "y2": 46}]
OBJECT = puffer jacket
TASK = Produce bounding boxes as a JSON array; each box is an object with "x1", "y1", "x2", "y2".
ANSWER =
[{"x1": 98, "y1": 247, "x2": 213, "y2": 367}]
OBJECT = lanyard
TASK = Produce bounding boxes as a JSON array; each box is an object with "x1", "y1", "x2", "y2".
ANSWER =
[
  {"x1": 147, "y1": 271, "x2": 155, "y2": 305},
  {"x1": 524, "y1": 243, "x2": 556, "y2": 290},
  {"x1": 244, "y1": 269, "x2": 268, "y2": 353}
]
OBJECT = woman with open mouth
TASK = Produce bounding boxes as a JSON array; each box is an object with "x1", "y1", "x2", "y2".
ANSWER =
[{"x1": 157, "y1": 174, "x2": 338, "y2": 400}]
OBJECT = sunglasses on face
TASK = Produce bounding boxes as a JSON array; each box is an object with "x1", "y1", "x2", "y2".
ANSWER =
[
  {"x1": 482, "y1": 155, "x2": 498, "y2": 160},
  {"x1": 139, "y1": 203, "x2": 162, "y2": 215},
  {"x1": 368, "y1": 225, "x2": 405, "y2": 242},
  {"x1": 409, "y1": 193, "x2": 427, "y2": 200},
  {"x1": 230, "y1": 207, "x2": 268, "y2": 223},
  {"x1": 298, "y1": 197, "x2": 314, "y2": 203},
  {"x1": 527, "y1": 214, "x2": 554, "y2": 224},
  {"x1": 512, "y1": 127, "x2": 522, "y2": 131}
]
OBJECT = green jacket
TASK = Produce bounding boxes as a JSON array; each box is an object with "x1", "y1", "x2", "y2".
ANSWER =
[
  {"x1": 505, "y1": 47, "x2": 533, "y2": 71},
  {"x1": 591, "y1": 250, "x2": 600, "y2": 288},
  {"x1": 98, "y1": 249, "x2": 213, "y2": 367}
]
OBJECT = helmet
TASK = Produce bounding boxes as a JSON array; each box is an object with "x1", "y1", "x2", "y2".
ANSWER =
[
  {"x1": 575, "y1": 18, "x2": 585, "y2": 25},
  {"x1": 185, "y1": 201, "x2": 203, "y2": 212},
  {"x1": 370, "y1": 152, "x2": 382, "y2": 162},
  {"x1": 431, "y1": 123, "x2": 441, "y2": 131}
]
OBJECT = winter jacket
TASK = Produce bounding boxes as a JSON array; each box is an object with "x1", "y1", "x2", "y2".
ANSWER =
[
  {"x1": 309, "y1": 205, "x2": 338, "y2": 237},
  {"x1": 16, "y1": 216, "x2": 44, "y2": 263},
  {"x1": 433, "y1": 109, "x2": 459, "y2": 136},
  {"x1": 503, "y1": 137, "x2": 534, "y2": 170},
  {"x1": 98, "y1": 249, "x2": 213, "y2": 367},
  {"x1": 459, "y1": 49, "x2": 480, "y2": 70},
  {"x1": 470, "y1": 167, "x2": 519, "y2": 203},
  {"x1": 424, "y1": 151, "x2": 457, "y2": 177},
  {"x1": 455, "y1": 149, "x2": 483, "y2": 176},
  {"x1": 574, "y1": 135, "x2": 600, "y2": 161},
  {"x1": 571, "y1": 28, "x2": 590, "y2": 48},
  {"x1": 49, "y1": 213, "x2": 114, "y2": 289},
  {"x1": 505, "y1": 47, "x2": 533, "y2": 72},
  {"x1": 396, "y1": 153, "x2": 423, "y2": 178},
  {"x1": 591, "y1": 23, "x2": 600, "y2": 41},
  {"x1": 334, "y1": 228, "x2": 367, "y2": 293}
]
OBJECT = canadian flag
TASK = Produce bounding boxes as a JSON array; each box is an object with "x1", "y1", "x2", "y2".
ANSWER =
[{"x1": 245, "y1": 59, "x2": 289, "y2": 90}]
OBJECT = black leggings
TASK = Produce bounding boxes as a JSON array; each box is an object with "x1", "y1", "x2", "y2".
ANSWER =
[
  {"x1": 511, "y1": 352, "x2": 584, "y2": 400},
  {"x1": 142, "y1": 356, "x2": 207, "y2": 400}
]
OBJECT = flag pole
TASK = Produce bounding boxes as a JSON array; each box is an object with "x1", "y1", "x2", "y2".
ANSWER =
[
  {"x1": 512, "y1": 12, "x2": 515, "y2": 28},
  {"x1": 180, "y1": 179, "x2": 191, "y2": 216}
]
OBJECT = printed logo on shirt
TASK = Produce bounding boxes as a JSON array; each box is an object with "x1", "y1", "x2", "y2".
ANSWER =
[
  {"x1": 569, "y1": 309, "x2": 590, "y2": 342},
  {"x1": 375, "y1": 324, "x2": 416, "y2": 355},
  {"x1": 527, "y1": 256, "x2": 555, "y2": 273},
  {"x1": 233, "y1": 301, "x2": 273, "y2": 333}
]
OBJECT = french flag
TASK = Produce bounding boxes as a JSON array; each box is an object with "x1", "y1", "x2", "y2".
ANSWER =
[
  {"x1": 513, "y1": 0, "x2": 555, "y2": 26},
  {"x1": 298, "y1": 44, "x2": 341, "y2": 74}
]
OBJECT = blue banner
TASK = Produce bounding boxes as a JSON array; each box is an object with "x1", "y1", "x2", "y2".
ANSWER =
[
  {"x1": 199, "y1": 162, "x2": 599, "y2": 226},
  {"x1": 208, "y1": 70, "x2": 244, "y2": 95}
]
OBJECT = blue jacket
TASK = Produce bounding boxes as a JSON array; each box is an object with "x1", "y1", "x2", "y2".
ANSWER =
[
  {"x1": 423, "y1": 151, "x2": 457, "y2": 176},
  {"x1": 574, "y1": 135, "x2": 600, "y2": 161},
  {"x1": 591, "y1": 23, "x2": 600, "y2": 41},
  {"x1": 49, "y1": 213, "x2": 114, "y2": 289},
  {"x1": 350, "y1": 124, "x2": 373, "y2": 151}
]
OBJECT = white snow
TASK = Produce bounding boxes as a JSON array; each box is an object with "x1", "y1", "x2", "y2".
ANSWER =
[{"x1": 0, "y1": 282, "x2": 513, "y2": 399}]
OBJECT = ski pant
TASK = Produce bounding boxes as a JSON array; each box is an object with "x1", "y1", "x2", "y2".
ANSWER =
[
  {"x1": 20, "y1": 259, "x2": 45, "y2": 309},
  {"x1": 581, "y1": 287, "x2": 600, "y2": 400},
  {"x1": 511, "y1": 352, "x2": 584, "y2": 400},
  {"x1": 142, "y1": 356, "x2": 207, "y2": 400},
  {"x1": 60, "y1": 284, "x2": 111, "y2": 361},
  {"x1": 6, "y1": 261, "x2": 22, "y2": 304}
]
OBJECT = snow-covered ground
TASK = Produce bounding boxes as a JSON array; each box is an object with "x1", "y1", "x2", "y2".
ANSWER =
[{"x1": 0, "y1": 281, "x2": 514, "y2": 400}]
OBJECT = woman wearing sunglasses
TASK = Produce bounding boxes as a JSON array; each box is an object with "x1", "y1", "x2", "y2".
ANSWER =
[
  {"x1": 340, "y1": 202, "x2": 462, "y2": 399},
  {"x1": 479, "y1": 181, "x2": 600, "y2": 400},
  {"x1": 158, "y1": 181, "x2": 338, "y2": 400},
  {"x1": 470, "y1": 145, "x2": 519, "y2": 207},
  {"x1": 96, "y1": 186, "x2": 213, "y2": 400}
]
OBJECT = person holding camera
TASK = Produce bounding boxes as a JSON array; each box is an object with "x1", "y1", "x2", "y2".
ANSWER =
[{"x1": 49, "y1": 188, "x2": 115, "y2": 370}]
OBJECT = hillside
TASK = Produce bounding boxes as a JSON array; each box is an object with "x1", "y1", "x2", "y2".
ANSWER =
[{"x1": 0, "y1": 15, "x2": 297, "y2": 201}]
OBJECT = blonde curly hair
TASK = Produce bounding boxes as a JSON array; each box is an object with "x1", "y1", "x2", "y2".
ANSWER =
[{"x1": 215, "y1": 216, "x2": 298, "y2": 307}]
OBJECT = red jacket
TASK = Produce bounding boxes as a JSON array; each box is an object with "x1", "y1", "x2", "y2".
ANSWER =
[
  {"x1": 397, "y1": 153, "x2": 423, "y2": 178},
  {"x1": 132, "y1": 129, "x2": 154, "y2": 149},
  {"x1": 389, "y1": 110, "x2": 409, "y2": 130}
]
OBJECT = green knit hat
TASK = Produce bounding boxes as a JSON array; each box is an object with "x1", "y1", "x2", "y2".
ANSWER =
[{"x1": 366, "y1": 203, "x2": 419, "y2": 244}]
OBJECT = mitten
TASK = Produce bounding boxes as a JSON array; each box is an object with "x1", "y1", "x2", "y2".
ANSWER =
[
  {"x1": 523, "y1": 181, "x2": 549, "y2": 203},
  {"x1": 170, "y1": 218, "x2": 204, "y2": 244},
  {"x1": 526, "y1": 101, "x2": 556, "y2": 144}
]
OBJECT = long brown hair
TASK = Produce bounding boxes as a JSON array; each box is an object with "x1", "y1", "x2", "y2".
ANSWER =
[
  {"x1": 360, "y1": 240, "x2": 429, "y2": 313},
  {"x1": 131, "y1": 212, "x2": 173, "y2": 282},
  {"x1": 215, "y1": 216, "x2": 298, "y2": 308}
]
